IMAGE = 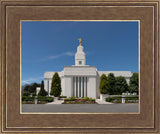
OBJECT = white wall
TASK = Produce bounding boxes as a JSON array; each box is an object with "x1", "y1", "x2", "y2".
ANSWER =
[
  {"x1": 87, "y1": 76, "x2": 97, "y2": 99},
  {"x1": 64, "y1": 76, "x2": 72, "y2": 98},
  {"x1": 126, "y1": 77, "x2": 130, "y2": 84},
  {"x1": 96, "y1": 73, "x2": 100, "y2": 98},
  {"x1": 44, "y1": 79, "x2": 48, "y2": 92},
  {"x1": 61, "y1": 77, "x2": 65, "y2": 96}
]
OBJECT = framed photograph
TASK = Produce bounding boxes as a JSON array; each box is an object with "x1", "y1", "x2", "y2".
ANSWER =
[{"x1": 0, "y1": 0, "x2": 159, "y2": 133}]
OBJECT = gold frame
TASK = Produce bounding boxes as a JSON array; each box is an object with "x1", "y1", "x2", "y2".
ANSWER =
[{"x1": 0, "y1": 0, "x2": 159, "y2": 133}]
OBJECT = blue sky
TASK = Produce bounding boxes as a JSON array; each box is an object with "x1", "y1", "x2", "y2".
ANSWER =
[{"x1": 21, "y1": 21, "x2": 139, "y2": 85}]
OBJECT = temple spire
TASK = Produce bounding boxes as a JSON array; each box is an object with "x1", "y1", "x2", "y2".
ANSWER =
[
  {"x1": 78, "y1": 38, "x2": 82, "y2": 46},
  {"x1": 75, "y1": 38, "x2": 86, "y2": 66}
]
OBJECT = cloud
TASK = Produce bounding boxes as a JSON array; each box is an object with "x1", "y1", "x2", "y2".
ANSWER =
[
  {"x1": 22, "y1": 77, "x2": 43, "y2": 84},
  {"x1": 48, "y1": 51, "x2": 74, "y2": 60},
  {"x1": 65, "y1": 52, "x2": 75, "y2": 56}
]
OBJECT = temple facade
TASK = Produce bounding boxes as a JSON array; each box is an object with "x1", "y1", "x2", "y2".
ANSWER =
[{"x1": 44, "y1": 39, "x2": 132, "y2": 99}]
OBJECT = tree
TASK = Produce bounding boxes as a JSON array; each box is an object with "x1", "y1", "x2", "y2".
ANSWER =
[
  {"x1": 108, "y1": 73, "x2": 116, "y2": 95},
  {"x1": 115, "y1": 76, "x2": 129, "y2": 94},
  {"x1": 22, "y1": 91, "x2": 30, "y2": 96},
  {"x1": 38, "y1": 80, "x2": 48, "y2": 96},
  {"x1": 23, "y1": 83, "x2": 41, "y2": 94},
  {"x1": 50, "y1": 72, "x2": 62, "y2": 97},
  {"x1": 99, "y1": 74, "x2": 110, "y2": 94},
  {"x1": 23, "y1": 84, "x2": 30, "y2": 92},
  {"x1": 29, "y1": 83, "x2": 40, "y2": 93},
  {"x1": 129, "y1": 73, "x2": 139, "y2": 94}
]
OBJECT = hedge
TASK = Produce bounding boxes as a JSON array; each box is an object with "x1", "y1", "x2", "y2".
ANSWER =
[
  {"x1": 105, "y1": 96, "x2": 138, "y2": 102},
  {"x1": 22, "y1": 96, "x2": 54, "y2": 102},
  {"x1": 105, "y1": 97, "x2": 121, "y2": 102},
  {"x1": 22, "y1": 96, "x2": 35, "y2": 102},
  {"x1": 59, "y1": 96, "x2": 67, "y2": 98},
  {"x1": 125, "y1": 97, "x2": 138, "y2": 100},
  {"x1": 38, "y1": 96, "x2": 54, "y2": 102},
  {"x1": 64, "y1": 97, "x2": 76, "y2": 101},
  {"x1": 37, "y1": 96, "x2": 54, "y2": 102}
]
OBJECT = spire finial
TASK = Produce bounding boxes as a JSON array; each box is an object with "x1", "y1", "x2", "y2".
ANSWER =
[{"x1": 78, "y1": 38, "x2": 82, "y2": 46}]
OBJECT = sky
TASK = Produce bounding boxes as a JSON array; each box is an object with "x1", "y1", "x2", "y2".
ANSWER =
[{"x1": 21, "y1": 21, "x2": 139, "y2": 85}]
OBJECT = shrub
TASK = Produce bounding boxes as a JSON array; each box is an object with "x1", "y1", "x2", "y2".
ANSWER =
[
  {"x1": 22, "y1": 91, "x2": 30, "y2": 96},
  {"x1": 38, "y1": 96, "x2": 54, "y2": 102},
  {"x1": 50, "y1": 72, "x2": 62, "y2": 97},
  {"x1": 99, "y1": 74, "x2": 110, "y2": 94},
  {"x1": 89, "y1": 98, "x2": 95, "y2": 102},
  {"x1": 108, "y1": 73, "x2": 116, "y2": 95},
  {"x1": 23, "y1": 83, "x2": 40, "y2": 94},
  {"x1": 115, "y1": 76, "x2": 129, "y2": 94},
  {"x1": 105, "y1": 98, "x2": 114, "y2": 102},
  {"x1": 105, "y1": 97, "x2": 121, "y2": 102},
  {"x1": 22, "y1": 96, "x2": 35, "y2": 102},
  {"x1": 129, "y1": 73, "x2": 139, "y2": 94},
  {"x1": 70, "y1": 96, "x2": 76, "y2": 101},
  {"x1": 32, "y1": 90, "x2": 37, "y2": 96},
  {"x1": 105, "y1": 96, "x2": 138, "y2": 103},
  {"x1": 125, "y1": 97, "x2": 138, "y2": 100},
  {"x1": 59, "y1": 96, "x2": 67, "y2": 98},
  {"x1": 64, "y1": 98, "x2": 71, "y2": 101},
  {"x1": 38, "y1": 80, "x2": 48, "y2": 96},
  {"x1": 84, "y1": 97, "x2": 89, "y2": 101}
]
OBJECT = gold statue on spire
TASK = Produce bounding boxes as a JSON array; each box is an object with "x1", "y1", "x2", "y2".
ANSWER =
[{"x1": 78, "y1": 38, "x2": 82, "y2": 46}]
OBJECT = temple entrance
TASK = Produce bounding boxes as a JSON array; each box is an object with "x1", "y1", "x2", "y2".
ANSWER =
[{"x1": 72, "y1": 76, "x2": 87, "y2": 97}]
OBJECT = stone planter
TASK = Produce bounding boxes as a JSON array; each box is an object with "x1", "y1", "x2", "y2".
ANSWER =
[{"x1": 100, "y1": 94, "x2": 109, "y2": 101}]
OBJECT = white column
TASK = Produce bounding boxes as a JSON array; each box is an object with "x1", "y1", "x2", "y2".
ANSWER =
[
  {"x1": 47, "y1": 80, "x2": 49, "y2": 96},
  {"x1": 84, "y1": 77, "x2": 86, "y2": 97},
  {"x1": 81, "y1": 77, "x2": 83, "y2": 98},
  {"x1": 78, "y1": 77, "x2": 79, "y2": 97},
  {"x1": 48, "y1": 80, "x2": 51, "y2": 96},
  {"x1": 74, "y1": 77, "x2": 76, "y2": 97},
  {"x1": 86, "y1": 77, "x2": 87, "y2": 97}
]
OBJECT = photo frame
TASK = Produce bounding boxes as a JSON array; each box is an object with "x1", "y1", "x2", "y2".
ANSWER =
[{"x1": 0, "y1": 0, "x2": 159, "y2": 133}]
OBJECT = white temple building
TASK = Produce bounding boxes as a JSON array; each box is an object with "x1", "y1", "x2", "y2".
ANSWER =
[{"x1": 44, "y1": 39, "x2": 133, "y2": 99}]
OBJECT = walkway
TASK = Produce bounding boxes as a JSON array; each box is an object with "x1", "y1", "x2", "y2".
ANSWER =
[
  {"x1": 96, "y1": 99, "x2": 113, "y2": 104},
  {"x1": 46, "y1": 99, "x2": 64, "y2": 104}
]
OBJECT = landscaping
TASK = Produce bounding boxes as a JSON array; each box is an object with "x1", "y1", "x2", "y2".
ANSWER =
[
  {"x1": 62, "y1": 97, "x2": 97, "y2": 104},
  {"x1": 22, "y1": 96, "x2": 54, "y2": 104},
  {"x1": 105, "y1": 95, "x2": 139, "y2": 103}
]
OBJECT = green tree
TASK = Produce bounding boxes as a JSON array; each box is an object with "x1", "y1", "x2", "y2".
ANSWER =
[
  {"x1": 115, "y1": 76, "x2": 129, "y2": 94},
  {"x1": 38, "y1": 80, "x2": 48, "y2": 96},
  {"x1": 99, "y1": 74, "x2": 110, "y2": 94},
  {"x1": 23, "y1": 83, "x2": 40, "y2": 94},
  {"x1": 29, "y1": 83, "x2": 40, "y2": 93},
  {"x1": 50, "y1": 72, "x2": 62, "y2": 97},
  {"x1": 129, "y1": 73, "x2": 139, "y2": 94},
  {"x1": 23, "y1": 84, "x2": 30, "y2": 92},
  {"x1": 22, "y1": 91, "x2": 30, "y2": 96},
  {"x1": 108, "y1": 73, "x2": 116, "y2": 95}
]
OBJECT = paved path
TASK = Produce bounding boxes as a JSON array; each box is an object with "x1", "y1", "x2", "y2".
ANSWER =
[
  {"x1": 96, "y1": 99, "x2": 113, "y2": 104},
  {"x1": 22, "y1": 103, "x2": 139, "y2": 113},
  {"x1": 46, "y1": 99, "x2": 64, "y2": 104}
]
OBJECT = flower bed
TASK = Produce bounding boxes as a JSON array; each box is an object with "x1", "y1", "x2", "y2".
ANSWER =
[{"x1": 62, "y1": 97, "x2": 97, "y2": 104}]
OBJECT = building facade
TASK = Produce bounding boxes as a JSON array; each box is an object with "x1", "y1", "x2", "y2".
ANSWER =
[{"x1": 44, "y1": 40, "x2": 133, "y2": 99}]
